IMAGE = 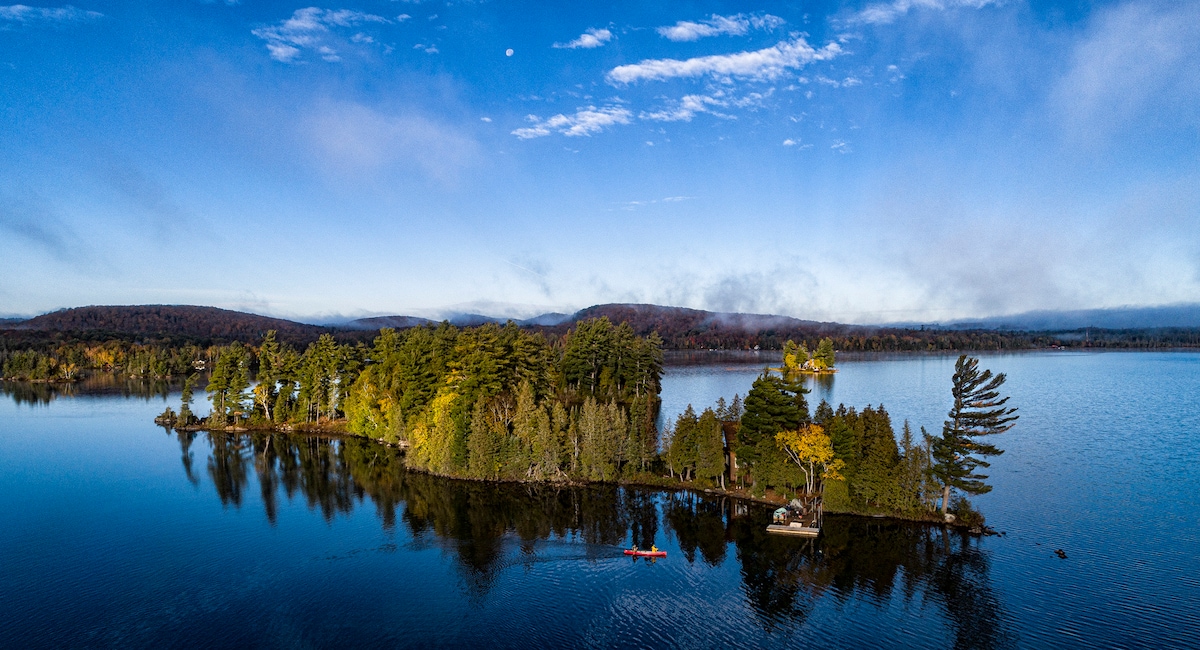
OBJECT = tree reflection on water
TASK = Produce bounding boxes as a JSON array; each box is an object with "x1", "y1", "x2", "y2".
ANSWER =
[
  {"x1": 0, "y1": 374, "x2": 179, "y2": 405},
  {"x1": 190, "y1": 429, "x2": 1009, "y2": 648}
]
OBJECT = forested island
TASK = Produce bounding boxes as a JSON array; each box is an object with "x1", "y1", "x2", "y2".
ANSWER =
[{"x1": 108, "y1": 316, "x2": 1012, "y2": 530}]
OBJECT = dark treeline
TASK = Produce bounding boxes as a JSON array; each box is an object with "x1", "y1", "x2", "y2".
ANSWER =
[
  {"x1": 183, "y1": 427, "x2": 1008, "y2": 647},
  {"x1": 166, "y1": 318, "x2": 665, "y2": 484}
]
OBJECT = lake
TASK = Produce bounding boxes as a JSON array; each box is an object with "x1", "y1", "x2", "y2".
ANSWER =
[{"x1": 2, "y1": 351, "x2": 1198, "y2": 648}]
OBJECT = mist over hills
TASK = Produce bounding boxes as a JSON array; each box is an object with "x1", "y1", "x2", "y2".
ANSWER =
[{"x1": 929, "y1": 304, "x2": 1200, "y2": 331}]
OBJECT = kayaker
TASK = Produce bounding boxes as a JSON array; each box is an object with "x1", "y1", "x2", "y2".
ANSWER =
[
  {"x1": 650, "y1": 545, "x2": 658, "y2": 553},
  {"x1": 631, "y1": 544, "x2": 639, "y2": 552}
]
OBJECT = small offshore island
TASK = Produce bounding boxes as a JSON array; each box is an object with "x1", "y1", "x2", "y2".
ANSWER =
[{"x1": 143, "y1": 317, "x2": 1017, "y2": 532}]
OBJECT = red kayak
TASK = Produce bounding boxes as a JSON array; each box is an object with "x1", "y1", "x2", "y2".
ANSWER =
[{"x1": 624, "y1": 549, "x2": 667, "y2": 557}]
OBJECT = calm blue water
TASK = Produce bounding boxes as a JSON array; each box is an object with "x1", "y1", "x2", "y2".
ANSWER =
[{"x1": 2, "y1": 351, "x2": 1199, "y2": 648}]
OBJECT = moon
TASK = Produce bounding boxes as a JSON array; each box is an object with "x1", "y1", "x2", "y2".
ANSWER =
[{"x1": 505, "y1": 48, "x2": 514, "y2": 57}]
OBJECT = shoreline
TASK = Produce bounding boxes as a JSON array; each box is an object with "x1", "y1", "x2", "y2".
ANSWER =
[{"x1": 156, "y1": 416, "x2": 990, "y2": 535}]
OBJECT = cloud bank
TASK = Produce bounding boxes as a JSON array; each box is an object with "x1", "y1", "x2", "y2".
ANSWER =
[
  {"x1": 607, "y1": 37, "x2": 841, "y2": 84},
  {"x1": 252, "y1": 7, "x2": 389, "y2": 62},
  {"x1": 656, "y1": 13, "x2": 784, "y2": 41}
]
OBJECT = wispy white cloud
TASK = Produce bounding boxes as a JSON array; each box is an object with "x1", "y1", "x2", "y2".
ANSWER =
[
  {"x1": 512, "y1": 105, "x2": 633, "y2": 139},
  {"x1": 811, "y1": 74, "x2": 863, "y2": 88},
  {"x1": 845, "y1": 0, "x2": 999, "y2": 26},
  {"x1": 618, "y1": 196, "x2": 696, "y2": 211},
  {"x1": 640, "y1": 94, "x2": 731, "y2": 122},
  {"x1": 0, "y1": 4, "x2": 102, "y2": 23},
  {"x1": 656, "y1": 13, "x2": 784, "y2": 42},
  {"x1": 252, "y1": 7, "x2": 390, "y2": 63},
  {"x1": 639, "y1": 89, "x2": 771, "y2": 122},
  {"x1": 553, "y1": 27, "x2": 612, "y2": 49},
  {"x1": 607, "y1": 37, "x2": 841, "y2": 84}
]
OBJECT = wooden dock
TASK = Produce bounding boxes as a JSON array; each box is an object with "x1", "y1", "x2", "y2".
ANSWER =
[{"x1": 766, "y1": 523, "x2": 820, "y2": 537}]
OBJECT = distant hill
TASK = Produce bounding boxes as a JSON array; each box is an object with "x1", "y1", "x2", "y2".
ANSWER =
[
  {"x1": 344, "y1": 315, "x2": 434, "y2": 330},
  {"x1": 527, "y1": 303, "x2": 869, "y2": 349},
  {"x1": 936, "y1": 303, "x2": 1200, "y2": 331},
  {"x1": 520, "y1": 312, "x2": 573, "y2": 327},
  {"x1": 6, "y1": 305, "x2": 337, "y2": 345}
]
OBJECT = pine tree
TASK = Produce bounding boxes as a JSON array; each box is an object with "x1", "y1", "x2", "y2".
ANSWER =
[
  {"x1": 931, "y1": 355, "x2": 1019, "y2": 515},
  {"x1": 813, "y1": 399, "x2": 834, "y2": 425},
  {"x1": 897, "y1": 421, "x2": 929, "y2": 514},
  {"x1": 468, "y1": 399, "x2": 499, "y2": 479},
  {"x1": 695, "y1": 408, "x2": 726, "y2": 488},
  {"x1": 854, "y1": 406, "x2": 900, "y2": 508},
  {"x1": 254, "y1": 331, "x2": 282, "y2": 422},
  {"x1": 737, "y1": 372, "x2": 808, "y2": 482},
  {"x1": 206, "y1": 342, "x2": 248, "y2": 431},
  {"x1": 667, "y1": 406, "x2": 699, "y2": 480},
  {"x1": 511, "y1": 381, "x2": 538, "y2": 475},
  {"x1": 814, "y1": 338, "x2": 836, "y2": 369},
  {"x1": 178, "y1": 373, "x2": 196, "y2": 425},
  {"x1": 727, "y1": 394, "x2": 742, "y2": 421},
  {"x1": 225, "y1": 343, "x2": 250, "y2": 423}
]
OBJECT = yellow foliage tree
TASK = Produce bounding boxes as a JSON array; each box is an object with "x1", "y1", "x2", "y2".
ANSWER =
[{"x1": 776, "y1": 424, "x2": 845, "y2": 496}]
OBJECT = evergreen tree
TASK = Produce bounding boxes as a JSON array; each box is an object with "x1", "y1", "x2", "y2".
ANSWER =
[
  {"x1": 897, "y1": 421, "x2": 930, "y2": 514},
  {"x1": 530, "y1": 405, "x2": 559, "y2": 480},
  {"x1": 737, "y1": 372, "x2": 808, "y2": 483},
  {"x1": 854, "y1": 406, "x2": 901, "y2": 508},
  {"x1": 206, "y1": 344, "x2": 248, "y2": 427},
  {"x1": 667, "y1": 405, "x2": 699, "y2": 480},
  {"x1": 467, "y1": 399, "x2": 500, "y2": 480},
  {"x1": 727, "y1": 394, "x2": 742, "y2": 421},
  {"x1": 714, "y1": 396, "x2": 728, "y2": 421},
  {"x1": 695, "y1": 408, "x2": 726, "y2": 488},
  {"x1": 225, "y1": 343, "x2": 251, "y2": 423},
  {"x1": 814, "y1": 337, "x2": 836, "y2": 368},
  {"x1": 253, "y1": 330, "x2": 282, "y2": 421},
  {"x1": 205, "y1": 350, "x2": 230, "y2": 426},
  {"x1": 178, "y1": 373, "x2": 196, "y2": 425},
  {"x1": 813, "y1": 399, "x2": 834, "y2": 425},
  {"x1": 931, "y1": 355, "x2": 1019, "y2": 515}
]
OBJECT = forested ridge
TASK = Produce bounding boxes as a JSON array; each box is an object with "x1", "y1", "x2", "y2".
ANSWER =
[{"x1": 3, "y1": 305, "x2": 349, "y2": 346}]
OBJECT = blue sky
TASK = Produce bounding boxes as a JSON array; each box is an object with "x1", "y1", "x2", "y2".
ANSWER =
[{"x1": 1, "y1": 0, "x2": 1197, "y2": 323}]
